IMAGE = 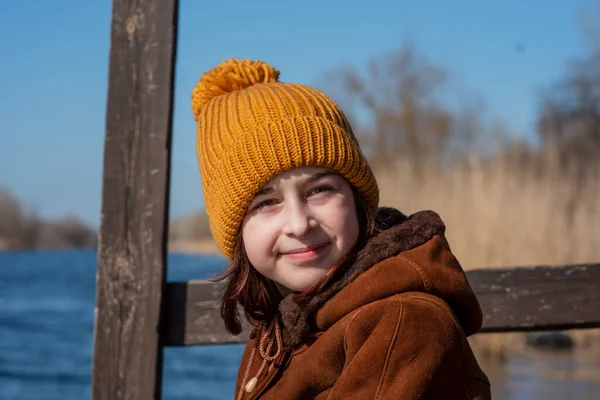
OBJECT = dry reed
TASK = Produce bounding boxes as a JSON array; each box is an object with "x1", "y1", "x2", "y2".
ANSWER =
[{"x1": 374, "y1": 146, "x2": 600, "y2": 359}]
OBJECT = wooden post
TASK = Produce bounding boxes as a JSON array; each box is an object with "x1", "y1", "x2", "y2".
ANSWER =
[{"x1": 92, "y1": 0, "x2": 178, "y2": 399}]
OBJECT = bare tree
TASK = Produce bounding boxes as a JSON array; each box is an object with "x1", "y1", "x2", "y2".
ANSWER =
[
  {"x1": 537, "y1": 18, "x2": 600, "y2": 175},
  {"x1": 19, "y1": 208, "x2": 41, "y2": 248},
  {"x1": 0, "y1": 187, "x2": 96, "y2": 249},
  {"x1": 320, "y1": 42, "x2": 486, "y2": 175},
  {"x1": 0, "y1": 189, "x2": 23, "y2": 241}
]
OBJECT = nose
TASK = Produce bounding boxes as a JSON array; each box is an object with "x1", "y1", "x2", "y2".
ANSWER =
[{"x1": 282, "y1": 200, "x2": 315, "y2": 237}]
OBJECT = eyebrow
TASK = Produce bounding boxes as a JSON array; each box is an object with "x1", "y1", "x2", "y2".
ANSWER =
[
  {"x1": 253, "y1": 171, "x2": 336, "y2": 197},
  {"x1": 306, "y1": 170, "x2": 336, "y2": 183}
]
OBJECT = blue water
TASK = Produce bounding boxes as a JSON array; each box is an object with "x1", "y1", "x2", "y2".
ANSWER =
[
  {"x1": 0, "y1": 250, "x2": 244, "y2": 400},
  {"x1": 1, "y1": 250, "x2": 600, "y2": 399}
]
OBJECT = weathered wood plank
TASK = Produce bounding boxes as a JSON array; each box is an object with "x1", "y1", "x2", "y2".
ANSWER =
[
  {"x1": 163, "y1": 263, "x2": 600, "y2": 346},
  {"x1": 164, "y1": 281, "x2": 252, "y2": 345},
  {"x1": 92, "y1": 1, "x2": 178, "y2": 399},
  {"x1": 470, "y1": 263, "x2": 600, "y2": 332}
]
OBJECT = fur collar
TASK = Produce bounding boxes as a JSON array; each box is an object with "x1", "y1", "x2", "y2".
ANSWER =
[{"x1": 278, "y1": 208, "x2": 446, "y2": 348}]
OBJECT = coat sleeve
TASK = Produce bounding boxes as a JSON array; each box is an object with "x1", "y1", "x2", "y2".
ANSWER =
[{"x1": 326, "y1": 293, "x2": 468, "y2": 400}]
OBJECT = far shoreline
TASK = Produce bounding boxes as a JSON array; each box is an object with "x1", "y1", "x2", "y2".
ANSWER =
[
  {"x1": 0, "y1": 238, "x2": 223, "y2": 257},
  {"x1": 167, "y1": 239, "x2": 222, "y2": 256}
]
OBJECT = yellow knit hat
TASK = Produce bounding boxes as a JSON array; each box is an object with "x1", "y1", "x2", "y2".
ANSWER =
[{"x1": 191, "y1": 58, "x2": 379, "y2": 259}]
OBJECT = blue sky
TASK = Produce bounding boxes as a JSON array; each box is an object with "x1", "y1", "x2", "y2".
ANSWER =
[{"x1": 0, "y1": 0, "x2": 595, "y2": 227}]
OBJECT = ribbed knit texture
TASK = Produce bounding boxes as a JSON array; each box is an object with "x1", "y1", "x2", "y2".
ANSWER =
[{"x1": 191, "y1": 59, "x2": 379, "y2": 259}]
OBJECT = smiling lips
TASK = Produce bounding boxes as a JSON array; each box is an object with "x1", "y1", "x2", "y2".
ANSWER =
[{"x1": 281, "y1": 243, "x2": 330, "y2": 260}]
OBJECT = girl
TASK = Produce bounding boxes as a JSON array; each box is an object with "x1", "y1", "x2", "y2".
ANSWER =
[{"x1": 191, "y1": 58, "x2": 491, "y2": 399}]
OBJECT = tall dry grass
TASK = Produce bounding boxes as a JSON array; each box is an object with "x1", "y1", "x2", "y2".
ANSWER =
[{"x1": 374, "y1": 145, "x2": 600, "y2": 359}]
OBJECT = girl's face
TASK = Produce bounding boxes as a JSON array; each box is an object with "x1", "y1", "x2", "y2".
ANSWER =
[{"x1": 241, "y1": 166, "x2": 359, "y2": 295}]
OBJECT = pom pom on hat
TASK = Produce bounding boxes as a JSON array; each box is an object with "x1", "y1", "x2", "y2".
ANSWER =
[{"x1": 191, "y1": 58, "x2": 281, "y2": 120}]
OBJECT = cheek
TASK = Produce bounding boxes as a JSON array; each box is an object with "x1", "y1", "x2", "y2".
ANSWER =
[
  {"x1": 241, "y1": 222, "x2": 260, "y2": 264},
  {"x1": 340, "y1": 209, "x2": 359, "y2": 250},
  {"x1": 330, "y1": 197, "x2": 359, "y2": 251},
  {"x1": 241, "y1": 218, "x2": 276, "y2": 270}
]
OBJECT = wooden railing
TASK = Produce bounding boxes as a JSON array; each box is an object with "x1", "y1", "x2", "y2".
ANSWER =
[
  {"x1": 91, "y1": 1, "x2": 600, "y2": 399},
  {"x1": 162, "y1": 264, "x2": 600, "y2": 346}
]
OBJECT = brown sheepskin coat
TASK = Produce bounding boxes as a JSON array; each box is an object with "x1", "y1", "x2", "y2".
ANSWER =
[{"x1": 234, "y1": 209, "x2": 491, "y2": 399}]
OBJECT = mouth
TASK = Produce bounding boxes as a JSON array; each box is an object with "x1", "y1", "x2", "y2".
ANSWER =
[{"x1": 281, "y1": 243, "x2": 330, "y2": 260}]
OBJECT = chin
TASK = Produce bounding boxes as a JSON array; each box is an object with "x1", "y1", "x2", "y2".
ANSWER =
[{"x1": 286, "y1": 275, "x2": 326, "y2": 293}]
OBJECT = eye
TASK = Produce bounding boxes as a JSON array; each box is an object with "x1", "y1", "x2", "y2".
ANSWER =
[
  {"x1": 253, "y1": 199, "x2": 277, "y2": 211},
  {"x1": 309, "y1": 185, "x2": 333, "y2": 196}
]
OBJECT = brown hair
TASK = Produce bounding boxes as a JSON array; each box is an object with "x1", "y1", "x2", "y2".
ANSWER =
[{"x1": 215, "y1": 190, "x2": 397, "y2": 335}]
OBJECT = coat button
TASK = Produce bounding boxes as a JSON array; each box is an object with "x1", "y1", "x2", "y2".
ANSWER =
[{"x1": 245, "y1": 377, "x2": 258, "y2": 393}]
